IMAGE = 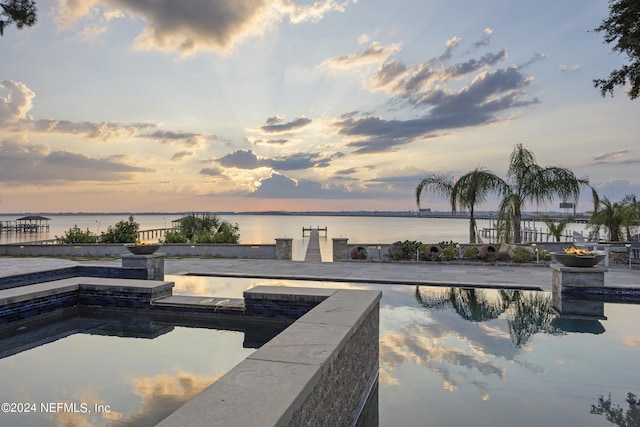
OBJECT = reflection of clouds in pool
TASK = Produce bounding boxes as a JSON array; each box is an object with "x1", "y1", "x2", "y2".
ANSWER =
[
  {"x1": 46, "y1": 371, "x2": 221, "y2": 426},
  {"x1": 169, "y1": 275, "x2": 367, "y2": 298},
  {"x1": 124, "y1": 371, "x2": 222, "y2": 426},
  {"x1": 379, "y1": 322, "x2": 505, "y2": 398},
  {"x1": 624, "y1": 337, "x2": 640, "y2": 347}
]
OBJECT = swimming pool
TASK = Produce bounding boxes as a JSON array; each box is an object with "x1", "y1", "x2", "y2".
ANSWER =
[
  {"x1": 0, "y1": 309, "x2": 284, "y2": 427},
  {"x1": 1, "y1": 274, "x2": 637, "y2": 426},
  {"x1": 172, "y1": 275, "x2": 640, "y2": 427}
]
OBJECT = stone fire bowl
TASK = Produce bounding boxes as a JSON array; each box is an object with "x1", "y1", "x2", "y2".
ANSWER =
[
  {"x1": 551, "y1": 251, "x2": 605, "y2": 268},
  {"x1": 124, "y1": 244, "x2": 161, "y2": 255}
]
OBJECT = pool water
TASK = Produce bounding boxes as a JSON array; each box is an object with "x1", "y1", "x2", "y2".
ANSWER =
[
  {"x1": 1, "y1": 275, "x2": 638, "y2": 426},
  {"x1": 0, "y1": 310, "x2": 273, "y2": 427},
  {"x1": 172, "y1": 275, "x2": 640, "y2": 427}
]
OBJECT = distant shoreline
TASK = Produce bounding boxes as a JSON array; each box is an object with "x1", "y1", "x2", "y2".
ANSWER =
[{"x1": 0, "y1": 210, "x2": 589, "y2": 220}]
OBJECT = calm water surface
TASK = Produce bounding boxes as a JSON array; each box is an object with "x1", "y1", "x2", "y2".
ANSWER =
[
  {"x1": 173, "y1": 276, "x2": 640, "y2": 427},
  {"x1": 0, "y1": 311, "x2": 282, "y2": 427},
  {"x1": 0, "y1": 276, "x2": 637, "y2": 426},
  {"x1": 0, "y1": 213, "x2": 589, "y2": 260}
]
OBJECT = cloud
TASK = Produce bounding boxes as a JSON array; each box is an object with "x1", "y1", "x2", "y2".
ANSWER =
[
  {"x1": 589, "y1": 150, "x2": 640, "y2": 166},
  {"x1": 519, "y1": 53, "x2": 548, "y2": 69},
  {"x1": 472, "y1": 27, "x2": 493, "y2": 48},
  {"x1": 259, "y1": 116, "x2": 312, "y2": 133},
  {"x1": 0, "y1": 140, "x2": 150, "y2": 182},
  {"x1": 336, "y1": 39, "x2": 539, "y2": 154},
  {"x1": 200, "y1": 166, "x2": 224, "y2": 176},
  {"x1": 170, "y1": 150, "x2": 193, "y2": 161},
  {"x1": 253, "y1": 138, "x2": 289, "y2": 145},
  {"x1": 558, "y1": 64, "x2": 581, "y2": 73},
  {"x1": 140, "y1": 130, "x2": 217, "y2": 147},
  {"x1": 31, "y1": 119, "x2": 156, "y2": 141},
  {"x1": 217, "y1": 149, "x2": 331, "y2": 170},
  {"x1": 0, "y1": 80, "x2": 35, "y2": 124},
  {"x1": 1, "y1": 80, "x2": 158, "y2": 141},
  {"x1": 250, "y1": 172, "x2": 416, "y2": 199},
  {"x1": 54, "y1": 0, "x2": 356, "y2": 55},
  {"x1": 323, "y1": 40, "x2": 402, "y2": 69},
  {"x1": 251, "y1": 172, "x2": 366, "y2": 199},
  {"x1": 335, "y1": 167, "x2": 358, "y2": 175}
]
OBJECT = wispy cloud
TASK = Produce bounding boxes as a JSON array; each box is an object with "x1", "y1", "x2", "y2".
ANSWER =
[
  {"x1": 170, "y1": 150, "x2": 193, "y2": 161},
  {"x1": 139, "y1": 130, "x2": 218, "y2": 147},
  {"x1": 0, "y1": 140, "x2": 150, "y2": 183},
  {"x1": 558, "y1": 64, "x2": 581, "y2": 73},
  {"x1": 259, "y1": 116, "x2": 312, "y2": 133},
  {"x1": 323, "y1": 39, "x2": 402, "y2": 69},
  {"x1": 328, "y1": 35, "x2": 539, "y2": 154},
  {"x1": 590, "y1": 150, "x2": 640, "y2": 166}
]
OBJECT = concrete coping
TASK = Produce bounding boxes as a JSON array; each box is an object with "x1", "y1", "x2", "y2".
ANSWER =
[
  {"x1": 157, "y1": 286, "x2": 382, "y2": 427},
  {"x1": 0, "y1": 278, "x2": 80, "y2": 305},
  {"x1": 550, "y1": 263, "x2": 608, "y2": 273},
  {"x1": 0, "y1": 277, "x2": 174, "y2": 305},
  {"x1": 244, "y1": 285, "x2": 336, "y2": 303}
]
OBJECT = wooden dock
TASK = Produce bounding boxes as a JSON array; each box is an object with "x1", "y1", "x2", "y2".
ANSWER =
[
  {"x1": 1, "y1": 216, "x2": 50, "y2": 233},
  {"x1": 137, "y1": 228, "x2": 173, "y2": 241},
  {"x1": 304, "y1": 229, "x2": 323, "y2": 262},
  {"x1": 302, "y1": 226, "x2": 327, "y2": 237}
]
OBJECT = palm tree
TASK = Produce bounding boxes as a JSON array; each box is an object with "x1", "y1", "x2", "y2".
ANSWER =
[
  {"x1": 497, "y1": 143, "x2": 589, "y2": 243},
  {"x1": 588, "y1": 194, "x2": 639, "y2": 241},
  {"x1": 416, "y1": 169, "x2": 505, "y2": 243},
  {"x1": 540, "y1": 215, "x2": 573, "y2": 242},
  {"x1": 450, "y1": 168, "x2": 507, "y2": 244}
]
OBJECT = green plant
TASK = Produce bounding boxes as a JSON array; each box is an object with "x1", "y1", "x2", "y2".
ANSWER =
[
  {"x1": 463, "y1": 246, "x2": 479, "y2": 260},
  {"x1": 162, "y1": 231, "x2": 189, "y2": 243},
  {"x1": 538, "y1": 249, "x2": 552, "y2": 261},
  {"x1": 389, "y1": 240, "x2": 422, "y2": 260},
  {"x1": 351, "y1": 246, "x2": 368, "y2": 260},
  {"x1": 56, "y1": 225, "x2": 98, "y2": 244},
  {"x1": 167, "y1": 213, "x2": 240, "y2": 244},
  {"x1": 99, "y1": 215, "x2": 139, "y2": 243},
  {"x1": 541, "y1": 215, "x2": 574, "y2": 242},
  {"x1": 440, "y1": 245, "x2": 457, "y2": 261},
  {"x1": 511, "y1": 247, "x2": 534, "y2": 263}
]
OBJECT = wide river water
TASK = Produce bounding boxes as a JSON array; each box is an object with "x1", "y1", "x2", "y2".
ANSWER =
[{"x1": 0, "y1": 213, "x2": 588, "y2": 260}]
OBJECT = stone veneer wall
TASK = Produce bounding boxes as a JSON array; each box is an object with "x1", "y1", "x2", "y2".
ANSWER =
[
  {"x1": 158, "y1": 287, "x2": 382, "y2": 427},
  {"x1": 287, "y1": 305, "x2": 379, "y2": 426}
]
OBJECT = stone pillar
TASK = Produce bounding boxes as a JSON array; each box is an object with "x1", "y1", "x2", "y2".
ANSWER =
[
  {"x1": 332, "y1": 238, "x2": 348, "y2": 262},
  {"x1": 122, "y1": 253, "x2": 165, "y2": 280},
  {"x1": 551, "y1": 263, "x2": 607, "y2": 293},
  {"x1": 275, "y1": 238, "x2": 293, "y2": 260}
]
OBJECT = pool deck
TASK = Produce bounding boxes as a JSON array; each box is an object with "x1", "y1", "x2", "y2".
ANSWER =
[{"x1": 1, "y1": 257, "x2": 638, "y2": 293}]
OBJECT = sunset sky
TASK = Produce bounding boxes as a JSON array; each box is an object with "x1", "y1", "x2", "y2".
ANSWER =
[{"x1": 1, "y1": 0, "x2": 638, "y2": 213}]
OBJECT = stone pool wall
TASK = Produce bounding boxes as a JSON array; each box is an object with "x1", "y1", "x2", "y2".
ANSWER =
[
  {"x1": 157, "y1": 287, "x2": 382, "y2": 427},
  {"x1": 0, "y1": 242, "x2": 291, "y2": 260}
]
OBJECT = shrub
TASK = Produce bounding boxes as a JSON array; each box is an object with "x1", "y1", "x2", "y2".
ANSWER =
[
  {"x1": 511, "y1": 247, "x2": 534, "y2": 263},
  {"x1": 162, "y1": 231, "x2": 189, "y2": 244},
  {"x1": 388, "y1": 240, "x2": 423, "y2": 260},
  {"x1": 463, "y1": 246, "x2": 479, "y2": 260},
  {"x1": 56, "y1": 225, "x2": 98, "y2": 244},
  {"x1": 165, "y1": 213, "x2": 240, "y2": 244},
  {"x1": 440, "y1": 245, "x2": 457, "y2": 261},
  {"x1": 100, "y1": 216, "x2": 139, "y2": 243},
  {"x1": 538, "y1": 249, "x2": 552, "y2": 261},
  {"x1": 351, "y1": 246, "x2": 368, "y2": 260}
]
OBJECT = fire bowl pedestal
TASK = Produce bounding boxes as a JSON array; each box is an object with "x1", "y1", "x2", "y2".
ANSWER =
[
  {"x1": 551, "y1": 263, "x2": 607, "y2": 293},
  {"x1": 122, "y1": 253, "x2": 165, "y2": 280}
]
